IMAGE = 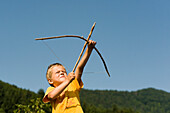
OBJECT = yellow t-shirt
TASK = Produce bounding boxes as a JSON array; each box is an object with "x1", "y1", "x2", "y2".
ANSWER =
[{"x1": 43, "y1": 79, "x2": 84, "y2": 113}]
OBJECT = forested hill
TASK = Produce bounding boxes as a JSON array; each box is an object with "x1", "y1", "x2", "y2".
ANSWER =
[
  {"x1": 0, "y1": 80, "x2": 42, "y2": 112},
  {"x1": 1, "y1": 80, "x2": 170, "y2": 113},
  {"x1": 80, "y1": 88, "x2": 170, "y2": 113}
]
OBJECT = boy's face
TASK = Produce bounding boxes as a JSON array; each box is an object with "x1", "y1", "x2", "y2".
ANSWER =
[{"x1": 49, "y1": 65, "x2": 67, "y2": 87}]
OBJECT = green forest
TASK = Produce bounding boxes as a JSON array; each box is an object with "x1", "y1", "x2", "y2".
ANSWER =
[{"x1": 1, "y1": 80, "x2": 170, "y2": 113}]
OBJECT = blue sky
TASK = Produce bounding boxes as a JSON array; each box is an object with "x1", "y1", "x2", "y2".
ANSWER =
[{"x1": 0, "y1": 0, "x2": 170, "y2": 93}]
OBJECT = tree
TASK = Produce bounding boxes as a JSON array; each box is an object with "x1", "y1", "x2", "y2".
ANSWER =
[
  {"x1": 37, "y1": 89, "x2": 45, "y2": 99},
  {"x1": 14, "y1": 98, "x2": 51, "y2": 113}
]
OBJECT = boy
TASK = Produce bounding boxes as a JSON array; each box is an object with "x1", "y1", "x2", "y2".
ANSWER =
[{"x1": 43, "y1": 40, "x2": 96, "y2": 113}]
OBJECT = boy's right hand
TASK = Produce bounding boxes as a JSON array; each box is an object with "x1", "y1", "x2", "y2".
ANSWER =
[{"x1": 67, "y1": 72, "x2": 75, "y2": 83}]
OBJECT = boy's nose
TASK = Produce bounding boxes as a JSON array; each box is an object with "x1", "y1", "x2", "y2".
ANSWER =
[{"x1": 60, "y1": 71, "x2": 64, "y2": 74}]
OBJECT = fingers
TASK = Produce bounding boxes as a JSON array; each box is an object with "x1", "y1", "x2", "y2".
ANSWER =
[
  {"x1": 88, "y1": 40, "x2": 96, "y2": 44},
  {"x1": 88, "y1": 40, "x2": 96, "y2": 46},
  {"x1": 68, "y1": 72, "x2": 75, "y2": 77},
  {"x1": 67, "y1": 72, "x2": 75, "y2": 82}
]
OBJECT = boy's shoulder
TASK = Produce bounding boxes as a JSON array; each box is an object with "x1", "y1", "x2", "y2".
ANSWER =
[
  {"x1": 68, "y1": 79, "x2": 84, "y2": 90},
  {"x1": 43, "y1": 87, "x2": 55, "y2": 103},
  {"x1": 46, "y1": 86, "x2": 55, "y2": 91}
]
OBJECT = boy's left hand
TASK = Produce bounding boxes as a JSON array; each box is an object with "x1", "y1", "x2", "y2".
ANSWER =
[{"x1": 88, "y1": 40, "x2": 96, "y2": 49}]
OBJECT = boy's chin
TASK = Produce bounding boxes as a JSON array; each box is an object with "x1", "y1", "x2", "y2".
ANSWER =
[{"x1": 59, "y1": 77, "x2": 66, "y2": 82}]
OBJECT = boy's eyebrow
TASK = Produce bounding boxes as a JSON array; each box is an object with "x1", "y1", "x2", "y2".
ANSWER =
[{"x1": 55, "y1": 70, "x2": 66, "y2": 73}]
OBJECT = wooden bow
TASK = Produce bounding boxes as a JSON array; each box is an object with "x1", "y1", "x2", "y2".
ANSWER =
[
  {"x1": 72, "y1": 22, "x2": 96, "y2": 73},
  {"x1": 35, "y1": 25, "x2": 110, "y2": 77}
]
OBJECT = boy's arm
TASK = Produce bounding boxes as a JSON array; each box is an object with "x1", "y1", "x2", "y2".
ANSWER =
[
  {"x1": 75, "y1": 40, "x2": 96, "y2": 84},
  {"x1": 47, "y1": 72, "x2": 75, "y2": 100}
]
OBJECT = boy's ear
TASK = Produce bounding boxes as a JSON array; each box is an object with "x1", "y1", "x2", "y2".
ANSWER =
[{"x1": 48, "y1": 79, "x2": 53, "y2": 85}]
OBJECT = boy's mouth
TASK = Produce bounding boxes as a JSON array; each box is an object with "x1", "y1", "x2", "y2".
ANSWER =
[{"x1": 59, "y1": 75, "x2": 65, "y2": 78}]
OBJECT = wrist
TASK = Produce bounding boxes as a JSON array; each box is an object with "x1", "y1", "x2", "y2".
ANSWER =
[
  {"x1": 87, "y1": 47, "x2": 93, "y2": 53},
  {"x1": 65, "y1": 78, "x2": 73, "y2": 85}
]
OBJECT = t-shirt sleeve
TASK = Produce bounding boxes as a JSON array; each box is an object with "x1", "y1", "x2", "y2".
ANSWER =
[
  {"x1": 42, "y1": 87, "x2": 55, "y2": 103},
  {"x1": 73, "y1": 78, "x2": 84, "y2": 91}
]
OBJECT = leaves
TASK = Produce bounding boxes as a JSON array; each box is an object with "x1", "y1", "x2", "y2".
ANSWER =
[
  {"x1": 14, "y1": 98, "x2": 51, "y2": 113},
  {"x1": 1, "y1": 80, "x2": 170, "y2": 113}
]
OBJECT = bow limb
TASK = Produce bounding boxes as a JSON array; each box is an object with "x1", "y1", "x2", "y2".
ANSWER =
[
  {"x1": 35, "y1": 35, "x2": 110, "y2": 77},
  {"x1": 35, "y1": 35, "x2": 87, "y2": 41},
  {"x1": 72, "y1": 22, "x2": 96, "y2": 72},
  {"x1": 94, "y1": 47, "x2": 110, "y2": 77}
]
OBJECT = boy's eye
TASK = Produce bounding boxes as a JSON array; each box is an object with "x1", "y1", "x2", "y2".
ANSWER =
[
  {"x1": 56, "y1": 71, "x2": 66, "y2": 74},
  {"x1": 62, "y1": 71, "x2": 66, "y2": 73},
  {"x1": 56, "y1": 71, "x2": 60, "y2": 74}
]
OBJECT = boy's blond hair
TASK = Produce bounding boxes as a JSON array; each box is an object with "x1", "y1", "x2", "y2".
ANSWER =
[{"x1": 46, "y1": 63, "x2": 66, "y2": 86}]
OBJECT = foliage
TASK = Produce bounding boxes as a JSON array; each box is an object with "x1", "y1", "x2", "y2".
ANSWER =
[
  {"x1": 0, "y1": 80, "x2": 39, "y2": 112},
  {"x1": 82, "y1": 102, "x2": 139, "y2": 113},
  {"x1": 1, "y1": 80, "x2": 170, "y2": 113},
  {"x1": 37, "y1": 89, "x2": 45, "y2": 99},
  {"x1": 14, "y1": 98, "x2": 51, "y2": 113},
  {"x1": 80, "y1": 88, "x2": 170, "y2": 113},
  {"x1": 0, "y1": 108, "x2": 5, "y2": 113}
]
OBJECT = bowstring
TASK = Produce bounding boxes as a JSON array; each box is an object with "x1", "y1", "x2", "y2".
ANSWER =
[
  {"x1": 84, "y1": 72, "x2": 105, "y2": 74},
  {"x1": 41, "y1": 41, "x2": 103, "y2": 75},
  {"x1": 42, "y1": 40, "x2": 71, "y2": 72}
]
